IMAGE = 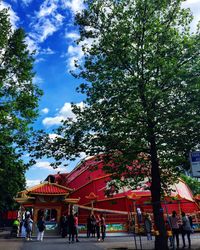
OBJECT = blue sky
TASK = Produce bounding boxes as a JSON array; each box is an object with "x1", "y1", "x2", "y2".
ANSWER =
[{"x1": 1, "y1": 0, "x2": 200, "y2": 187}]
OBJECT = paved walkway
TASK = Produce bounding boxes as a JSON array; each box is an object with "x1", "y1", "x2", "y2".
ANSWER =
[{"x1": 0, "y1": 231, "x2": 199, "y2": 250}]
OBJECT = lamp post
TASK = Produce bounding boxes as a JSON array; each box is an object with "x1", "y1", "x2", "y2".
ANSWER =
[{"x1": 127, "y1": 193, "x2": 141, "y2": 232}]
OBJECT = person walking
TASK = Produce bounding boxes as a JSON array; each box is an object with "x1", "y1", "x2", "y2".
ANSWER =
[
  {"x1": 74, "y1": 213, "x2": 79, "y2": 242},
  {"x1": 144, "y1": 214, "x2": 152, "y2": 240},
  {"x1": 181, "y1": 212, "x2": 192, "y2": 249},
  {"x1": 100, "y1": 214, "x2": 106, "y2": 241},
  {"x1": 37, "y1": 216, "x2": 46, "y2": 241},
  {"x1": 169, "y1": 210, "x2": 180, "y2": 249},
  {"x1": 68, "y1": 212, "x2": 75, "y2": 244},
  {"x1": 24, "y1": 214, "x2": 33, "y2": 241},
  {"x1": 96, "y1": 214, "x2": 101, "y2": 242}
]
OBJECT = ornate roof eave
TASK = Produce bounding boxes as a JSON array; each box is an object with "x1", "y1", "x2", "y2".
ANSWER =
[
  {"x1": 127, "y1": 193, "x2": 141, "y2": 200},
  {"x1": 27, "y1": 182, "x2": 73, "y2": 193},
  {"x1": 64, "y1": 198, "x2": 80, "y2": 204},
  {"x1": 14, "y1": 197, "x2": 35, "y2": 204},
  {"x1": 30, "y1": 192, "x2": 69, "y2": 196}
]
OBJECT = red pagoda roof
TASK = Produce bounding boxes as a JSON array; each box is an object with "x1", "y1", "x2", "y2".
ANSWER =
[{"x1": 27, "y1": 182, "x2": 72, "y2": 196}]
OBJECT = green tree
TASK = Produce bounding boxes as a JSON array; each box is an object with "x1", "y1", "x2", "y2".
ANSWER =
[
  {"x1": 32, "y1": 1, "x2": 200, "y2": 249},
  {"x1": 0, "y1": 6, "x2": 42, "y2": 211},
  {"x1": 181, "y1": 174, "x2": 200, "y2": 195}
]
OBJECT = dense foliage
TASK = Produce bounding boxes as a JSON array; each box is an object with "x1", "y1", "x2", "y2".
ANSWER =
[
  {"x1": 181, "y1": 174, "x2": 200, "y2": 195},
  {"x1": 0, "y1": 7, "x2": 42, "y2": 211}
]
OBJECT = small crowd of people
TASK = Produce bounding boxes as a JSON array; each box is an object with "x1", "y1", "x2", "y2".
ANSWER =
[
  {"x1": 12, "y1": 214, "x2": 45, "y2": 241},
  {"x1": 60, "y1": 212, "x2": 80, "y2": 243},
  {"x1": 86, "y1": 213, "x2": 106, "y2": 241},
  {"x1": 141, "y1": 210, "x2": 194, "y2": 249},
  {"x1": 169, "y1": 211, "x2": 193, "y2": 249},
  {"x1": 12, "y1": 209, "x2": 194, "y2": 248},
  {"x1": 60, "y1": 212, "x2": 106, "y2": 243}
]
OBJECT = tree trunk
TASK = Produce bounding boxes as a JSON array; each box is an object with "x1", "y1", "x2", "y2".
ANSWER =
[{"x1": 150, "y1": 133, "x2": 169, "y2": 250}]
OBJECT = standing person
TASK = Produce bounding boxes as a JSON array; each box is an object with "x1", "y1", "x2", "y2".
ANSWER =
[
  {"x1": 68, "y1": 212, "x2": 75, "y2": 244},
  {"x1": 144, "y1": 214, "x2": 152, "y2": 240},
  {"x1": 24, "y1": 214, "x2": 33, "y2": 241},
  {"x1": 60, "y1": 214, "x2": 68, "y2": 238},
  {"x1": 169, "y1": 210, "x2": 180, "y2": 249},
  {"x1": 188, "y1": 215, "x2": 193, "y2": 233},
  {"x1": 86, "y1": 214, "x2": 92, "y2": 238},
  {"x1": 12, "y1": 217, "x2": 20, "y2": 237},
  {"x1": 100, "y1": 214, "x2": 106, "y2": 241},
  {"x1": 74, "y1": 213, "x2": 79, "y2": 242},
  {"x1": 136, "y1": 207, "x2": 142, "y2": 224},
  {"x1": 165, "y1": 220, "x2": 173, "y2": 248},
  {"x1": 37, "y1": 216, "x2": 46, "y2": 241},
  {"x1": 181, "y1": 212, "x2": 192, "y2": 249},
  {"x1": 91, "y1": 214, "x2": 96, "y2": 237},
  {"x1": 96, "y1": 214, "x2": 101, "y2": 242}
]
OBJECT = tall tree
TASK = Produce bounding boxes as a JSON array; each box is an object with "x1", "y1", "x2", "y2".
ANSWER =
[
  {"x1": 32, "y1": 1, "x2": 200, "y2": 249},
  {"x1": 0, "y1": 6, "x2": 42, "y2": 211}
]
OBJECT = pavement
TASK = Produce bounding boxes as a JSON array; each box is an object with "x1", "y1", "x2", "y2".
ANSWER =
[{"x1": 0, "y1": 230, "x2": 199, "y2": 250}]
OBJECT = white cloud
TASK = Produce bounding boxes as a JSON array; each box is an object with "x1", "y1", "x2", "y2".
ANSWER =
[
  {"x1": 21, "y1": 0, "x2": 33, "y2": 6},
  {"x1": 26, "y1": 179, "x2": 41, "y2": 187},
  {"x1": 65, "y1": 32, "x2": 80, "y2": 40},
  {"x1": 32, "y1": 18, "x2": 57, "y2": 43},
  {"x1": 42, "y1": 101, "x2": 84, "y2": 127},
  {"x1": 185, "y1": 0, "x2": 200, "y2": 4},
  {"x1": 62, "y1": 0, "x2": 84, "y2": 14},
  {"x1": 183, "y1": 0, "x2": 200, "y2": 32},
  {"x1": 80, "y1": 152, "x2": 86, "y2": 159},
  {"x1": 35, "y1": 57, "x2": 45, "y2": 63},
  {"x1": 42, "y1": 116, "x2": 63, "y2": 127},
  {"x1": 33, "y1": 75, "x2": 43, "y2": 85},
  {"x1": 33, "y1": 161, "x2": 66, "y2": 172},
  {"x1": 0, "y1": 2, "x2": 19, "y2": 30},
  {"x1": 25, "y1": 36, "x2": 39, "y2": 53},
  {"x1": 41, "y1": 108, "x2": 49, "y2": 114},
  {"x1": 67, "y1": 38, "x2": 94, "y2": 70},
  {"x1": 67, "y1": 44, "x2": 84, "y2": 70},
  {"x1": 48, "y1": 133, "x2": 60, "y2": 140},
  {"x1": 37, "y1": 1, "x2": 57, "y2": 18},
  {"x1": 40, "y1": 47, "x2": 55, "y2": 55},
  {"x1": 23, "y1": 0, "x2": 64, "y2": 54}
]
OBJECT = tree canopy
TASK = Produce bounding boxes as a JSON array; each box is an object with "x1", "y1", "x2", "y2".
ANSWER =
[
  {"x1": 0, "y1": 7, "x2": 42, "y2": 211},
  {"x1": 32, "y1": 1, "x2": 200, "y2": 248},
  {"x1": 181, "y1": 174, "x2": 200, "y2": 195}
]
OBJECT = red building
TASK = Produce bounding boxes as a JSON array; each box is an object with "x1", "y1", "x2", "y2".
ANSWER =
[{"x1": 15, "y1": 156, "x2": 200, "y2": 234}]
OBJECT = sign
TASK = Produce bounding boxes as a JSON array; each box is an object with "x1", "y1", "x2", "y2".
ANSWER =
[{"x1": 190, "y1": 151, "x2": 200, "y2": 177}]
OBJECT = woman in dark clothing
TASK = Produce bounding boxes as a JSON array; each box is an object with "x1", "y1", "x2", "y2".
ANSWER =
[
  {"x1": 96, "y1": 214, "x2": 101, "y2": 242},
  {"x1": 100, "y1": 214, "x2": 106, "y2": 241},
  {"x1": 60, "y1": 215, "x2": 68, "y2": 238},
  {"x1": 68, "y1": 212, "x2": 75, "y2": 244},
  {"x1": 37, "y1": 216, "x2": 46, "y2": 241},
  {"x1": 181, "y1": 212, "x2": 192, "y2": 249},
  {"x1": 91, "y1": 214, "x2": 96, "y2": 237},
  {"x1": 87, "y1": 215, "x2": 92, "y2": 238},
  {"x1": 144, "y1": 214, "x2": 152, "y2": 240}
]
